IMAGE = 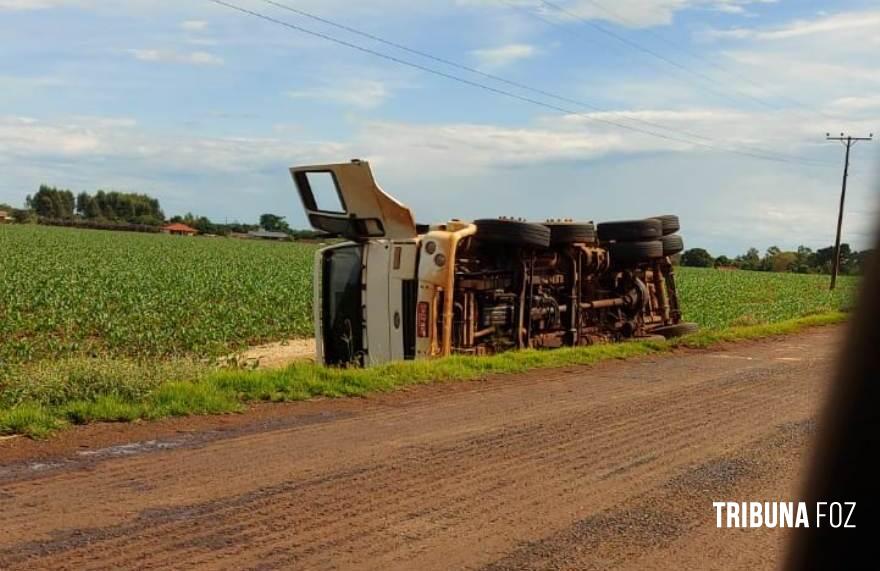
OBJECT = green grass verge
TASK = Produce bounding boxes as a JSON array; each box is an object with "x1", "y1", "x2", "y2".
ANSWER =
[{"x1": 0, "y1": 311, "x2": 846, "y2": 439}]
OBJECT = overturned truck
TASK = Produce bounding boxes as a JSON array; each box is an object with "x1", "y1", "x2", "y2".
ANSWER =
[{"x1": 292, "y1": 159, "x2": 697, "y2": 367}]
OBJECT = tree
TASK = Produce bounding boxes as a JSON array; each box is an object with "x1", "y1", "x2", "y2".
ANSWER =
[
  {"x1": 792, "y1": 246, "x2": 814, "y2": 274},
  {"x1": 714, "y1": 255, "x2": 732, "y2": 268},
  {"x1": 11, "y1": 209, "x2": 36, "y2": 223},
  {"x1": 259, "y1": 213, "x2": 290, "y2": 234},
  {"x1": 760, "y1": 246, "x2": 797, "y2": 273},
  {"x1": 761, "y1": 245, "x2": 782, "y2": 270},
  {"x1": 736, "y1": 247, "x2": 761, "y2": 270},
  {"x1": 2, "y1": 201, "x2": 35, "y2": 223},
  {"x1": 811, "y1": 244, "x2": 855, "y2": 275},
  {"x1": 32, "y1": 188, "x2": 58, "y2": 218},
  {"x1": 681, "y1": 248, "x2": 714, "y2": 268},
  {"x1": 76, "y1": 192, "x2": 102, "y2": 219},
  {"x1": 768, "y1": 251, "x2": 797, "y2": 273},
  {"x1": 84, "y1": 196, "x2": 101, "y2": 219},
  {"x1": 30, "y1": 185, "x2": 75, "y2": 218},
  {"x1": 81, "y1": 189, "x2": 164, "y2": 225}
]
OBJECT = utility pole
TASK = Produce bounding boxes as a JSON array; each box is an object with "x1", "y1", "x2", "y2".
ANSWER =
[{"x1": 825, "y1": 132, "x2": 872, "y2": 290}]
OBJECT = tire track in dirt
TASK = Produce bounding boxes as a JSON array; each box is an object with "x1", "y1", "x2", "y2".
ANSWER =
[
  {"x1": 0, "y1": 360, "x2": 832, "y2": 568},
  {"x1": 479, "y1": 419, "x2": 816, "y2": 571},
  {"x1": 0, "y1": 328, "x2": 838, "y2": 570},
  {"x1": 13, "y1": 360, "x2": 813, "y2": 569}
]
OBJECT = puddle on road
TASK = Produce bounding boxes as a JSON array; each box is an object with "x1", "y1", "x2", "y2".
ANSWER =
[
  {"x1": 0, "y1": 437, "x2": 192, "y2": 483},
  {"x1": 708, "y1": 354, "x2": 756, "y2": 361},
  {"x1": 76, "y1": 439, "x2": 185, "y2": 458}
]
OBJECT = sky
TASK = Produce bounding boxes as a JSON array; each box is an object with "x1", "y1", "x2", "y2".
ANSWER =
[{"x1": 0, "y1": 0, "x2": 878, "y2": 256}]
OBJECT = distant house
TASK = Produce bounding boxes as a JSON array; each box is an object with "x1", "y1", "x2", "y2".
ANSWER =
[
  {"x1": 162, "y1": 223, "x2": 198, "y2": 236},
  {"x1": 247, "y1": 230, "x2": 289, "y2": 241},
  {"x1": 0, "y1": 210, "x2": 9, "y2": 223}
]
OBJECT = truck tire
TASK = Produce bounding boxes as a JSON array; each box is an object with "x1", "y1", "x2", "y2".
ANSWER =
[
  {"x1": 650, "y1": 322, "x2": 699, "y2": 338},
  {"x1": 543, "y1": 222, "x2": 596, "y2": 245},
  {"x1": 474, "y1": 219, "x2": 551, "y2": 249},
  {"x1": 608, "y1": 240, "x2": 663, "y2": 264},
  {"x1": 660, "y1": 234, "x2": 684, "y2": 256},
  {"x1": 597, "y1": 219, "x2": 662, "y2": 242},
  {"x1": 649, "y1": 214, "x2": 680, "y2": 236}
]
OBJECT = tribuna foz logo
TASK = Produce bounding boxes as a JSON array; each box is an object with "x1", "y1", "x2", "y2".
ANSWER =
[{"x1": 713, "y1": 502, "x2": 856, "y2": 529}]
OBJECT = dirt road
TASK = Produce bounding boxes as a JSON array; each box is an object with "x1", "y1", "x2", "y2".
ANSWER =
[{"x1": 0, "y1": 327, "x2": 840, "y2": 570}]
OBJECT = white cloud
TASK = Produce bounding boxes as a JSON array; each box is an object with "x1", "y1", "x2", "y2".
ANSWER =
[
  {"x1": 128, "y1": 49, "x2": 224, "y2": 66},
  {"x1": 692, "y1": 9, "x2": 880, "y2": 118},
  {"x1": 705, "y1": 8, "x2": 880, "y2": 43},
  {"x1": 466, "y1": 0, "x2": 776, "y2": 28},
  {"x1": 471, "y1": 43, "x2": 536, "y2": 68},
  {"x1": 0, "y1": 0, "x2": 76, "y2": 9},
  {"x1": 733, "y1": 10, "x2": 880, "y2": 40},
  {"x1": 0, "y1": 75, "x2": 65, "y2": 90},
  {"x1": 181, "y1": 20, "x2": 208, "y2": 32},
  {"x1": 0, "y1": 109, "x2": 693, "y2": 181},
  {"x1": 361, "y1": 120, "x2": 627, "y2": 169},
  {"x1": 0, "y1": 103, "x2": 852, "y2": 183},
  {"x1": 831, "y1": 96, "x2": 880, "y2": 114},
  {"x1": 287, "y1": 79, "x2": 390, "y2": 109},
  {"x1": 0, "y1": 116, "x2": 103, "y2": 155},
  {"x1": 726, "y1": 52, "x2": 880, "y2": 86},
  {"x1": 0, "y1": 115, "x2": 342, "y2": 173}
]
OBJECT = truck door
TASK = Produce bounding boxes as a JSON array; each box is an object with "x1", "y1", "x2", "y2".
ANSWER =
[{"x1": 291, "y1": 160, "x2": 417, "y2": 242}]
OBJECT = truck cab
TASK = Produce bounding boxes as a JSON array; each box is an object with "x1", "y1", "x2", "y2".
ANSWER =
[{"x1": 292, "y1": 160, "x2": 426, "y2": 366}]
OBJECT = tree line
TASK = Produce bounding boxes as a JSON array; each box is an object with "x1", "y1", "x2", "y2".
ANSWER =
[
  {"x1": 4, "y1": 184, "x2": 323, "y2": 238},
  {"x1": 22, "y1": 185, "x2": 165, "y2": 225},
  {"x1": 680, "y1": 244, "x2": 872, "y2": 275}
]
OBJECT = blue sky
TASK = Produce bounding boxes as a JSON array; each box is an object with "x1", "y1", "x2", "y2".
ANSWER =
[{"x1": 1, "y1": 0, "x2": 878, "y2": 255}]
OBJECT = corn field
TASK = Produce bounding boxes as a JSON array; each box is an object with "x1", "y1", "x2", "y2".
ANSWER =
[
  {"x1": 0, "y1": 225, "x2": 859, "y2": 371},
  {"x1": 0, "y1": 225, "x2": 318, "y2": 366}
]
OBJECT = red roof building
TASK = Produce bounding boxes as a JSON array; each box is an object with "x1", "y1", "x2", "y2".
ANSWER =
[{"x1": 162, "y1": 223, "x2": 198, "y2": 236}]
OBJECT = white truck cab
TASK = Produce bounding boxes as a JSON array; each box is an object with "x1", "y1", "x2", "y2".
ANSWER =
[{"x1": 292, "y1": 160, "x2": 443, "y2": 366}]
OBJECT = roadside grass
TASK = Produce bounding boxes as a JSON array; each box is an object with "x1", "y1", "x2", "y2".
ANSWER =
[{"x1": 0, "y1": 311, "x2": 847, "y2": 438}]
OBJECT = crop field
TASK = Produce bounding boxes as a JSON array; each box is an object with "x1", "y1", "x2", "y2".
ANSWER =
[
  {"x1": 1, "y1": 224, "x2": 857, "y2": 367},
  {"x1": 1, "y1": 224, "x2": 318, "y2": 365},
  {"x1": 0, "y1": 224, "x2": 859, "y2": 435},
  {"x1": 677, "y1": 266, "x2": 857, "y2": 328}
]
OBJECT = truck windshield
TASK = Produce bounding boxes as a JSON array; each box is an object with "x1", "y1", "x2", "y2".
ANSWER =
[{"x1": 322, "y1": 245, "x2": 364, "y2": 366}]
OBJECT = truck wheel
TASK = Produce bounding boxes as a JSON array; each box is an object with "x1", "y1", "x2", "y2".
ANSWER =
[
  {"x1": 597, "y1": 219, "x2": 662, "y2": 241},
  {"x1": 660, "y1": 234, "x2": 684, "y2": 256},
  {"x1": 649, "y1": 214, "x2": 680, "y2": 236},
  {"x1": 543, "y1": 222, "x2": 596, "y2": 245},
  {"x1": 474, "y1": 219, "x2": 551, "y2": 249},
  {"x1": 650, "y1": 322, "x2": 699, "y2": 338},
  {"x1": 608, "y1": 240, "x2": 663, "y2": 264}
]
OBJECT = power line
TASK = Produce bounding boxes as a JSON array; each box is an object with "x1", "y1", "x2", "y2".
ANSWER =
[
  {"x1": 257, "y1": 0, "x2": 697, "y2": 138},
  {"x1": 207, "y1": 0, "x2": 830, "y2": 167},
  {"x1": 259, "y1": 0, "x2": 832, "y2": 166},
  {"x1": 258, "y1": 0, "x2": 803, "y2": 162},
  {"x1": 530, "y1": 0, "x2": 808, "y2": 114},
  {"x1": 824, "y1": 132, "x2": 873, "y2": 290},
  {"x1": 571, "y1": 0, "x2": 838, "y2": 121}
]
